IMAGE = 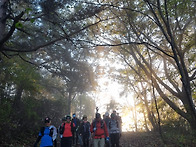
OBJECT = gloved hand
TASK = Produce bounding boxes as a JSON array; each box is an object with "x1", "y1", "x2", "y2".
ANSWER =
[
  {"x1": 106, "y1": 136, "x2": 109, "y2": 141},
  {"x1": 93, "y1": 127, "x2": 96, "y2": 132}
]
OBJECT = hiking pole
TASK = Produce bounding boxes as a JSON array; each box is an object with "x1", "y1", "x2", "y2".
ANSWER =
[{"x1": 96, "y1": 107, "x2": 99, "y2": 113}]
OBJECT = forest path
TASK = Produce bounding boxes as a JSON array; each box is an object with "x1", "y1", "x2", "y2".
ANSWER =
[{"x1": 120, "y1": 132, "x2": 165, "y2": 147}]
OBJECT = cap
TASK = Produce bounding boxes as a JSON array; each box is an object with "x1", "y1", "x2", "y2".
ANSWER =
[
  {"x1": 66, "y1": 115, "x2": 71, "y2": 120},
  {"x1": 62, "y1": 117, "x2": 66, "y2": 121},
  {"x1": 44, "y1": 117, "x2": 51, "y2": 123},
  {"x1": 83, "y1": 115, "x2": 87, "y2": 120},
  {"x1": 105, "y1": 112, "x2": 109, "y2": 117},
  {"x1": 96, "y1": 113, "x2": 101, "y2": 118}
]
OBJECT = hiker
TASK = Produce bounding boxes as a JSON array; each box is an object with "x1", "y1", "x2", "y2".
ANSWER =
[
  {"x1": 90, "y1": 113, "x2": 109, "y2": 147},
  {"x1": 113, "y1": 110, "x2": 122, "y2": 135},
  {"x1": 116, "y1": 113, "x2": 122, "y2": 136},
  {"x1": 59, "y1": 115, "x2": 75, "y2": 147},
  {"x1": 58, "y1": 117, "x2": 66, "y2": 139},
  {"x1": 34, "y1": 117, "x2": 57, "y2": 147},
  {"x1": 78, "y1": 115, "x2": 91, "y2": 147},
  {"x1": 71, "y1": 113, "x2": 80, "y2": 146},
  {"x1": 109, "y1": 113, "x2": 121, "y2": 147},
  {"x1": 103, "y1": 112, "x2": 111, "y2": 147}
]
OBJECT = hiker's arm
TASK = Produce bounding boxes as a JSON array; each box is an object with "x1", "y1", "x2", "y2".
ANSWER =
[
  {"x1": 34, "y1": 136, "x2": 41, "y2": 147},
  {"x1": 104, "y1": 122, "x2": 109, "y2": 137},
  {"x1": 90, "y1": 123, "x2": 94, "y2": 133},
  {"x1": 78, "y1": 123, "x2": 82, "y2": 135}
]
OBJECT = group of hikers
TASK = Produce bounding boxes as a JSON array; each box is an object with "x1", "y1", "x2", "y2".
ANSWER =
[{"x1": 34, "y1": 110, "x2": 122, "y2": 147}]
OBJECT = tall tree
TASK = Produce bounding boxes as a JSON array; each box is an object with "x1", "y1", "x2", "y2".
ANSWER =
[
  {"x1": 0, "y1": 0, "x2": 104, "y2": 113},
  {"x1": 90, "y1": 0, "x2": 196, "y2": 131}
]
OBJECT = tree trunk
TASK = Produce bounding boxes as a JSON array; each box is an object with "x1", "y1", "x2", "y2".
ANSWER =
[
  {"x1": 143, "y1": 110, "x2": 149, "y2": 132},
  {"x1": 133, "y1": 96, "x2": 138, "y2": 132},
  {"x1": 140, "y1": 84, "x2": 158, "y2": 131},
  {"x1": 13, "y1": 85, "x2": 23, "y2": 109},
  {"x1": 67, "y1": 91, "x2": 72, "y2": 115},
  {"x1": 79, "y1": 95, "x2": 82, "y2": 119},
  {"x1": 0, "y1": 0, "x2": 7, "y2": 41},
  {"x1": 129, "y1": 47, "x2": 196, "y2": 131}
]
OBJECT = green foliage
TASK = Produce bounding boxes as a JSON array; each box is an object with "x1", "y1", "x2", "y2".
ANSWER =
[
  {"x1": 72, "y1": 94, "x2": 96, "y2": 120},
  {"x1": 163, "y1": 127, "x2": 196, "y2": 146},
  {"x1": 15, "y1": 22, "x2": 23, "y2": 28},
  {"x1": 0, "y1": 101, "x2": 12, "y2": 129}
]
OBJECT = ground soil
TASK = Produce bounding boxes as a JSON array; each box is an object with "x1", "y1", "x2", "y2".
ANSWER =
[{"x1": 120, "y1": 132, "x2": 164, "y2": 147}]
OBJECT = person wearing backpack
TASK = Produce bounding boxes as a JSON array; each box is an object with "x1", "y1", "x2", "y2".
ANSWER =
[
  {"x1": 109, "y1": 113, "x2": 121, "y2": 147},
  {"x1": 103, "y1": 112, "x2": 111, "y2": 147},
  {"x1": 71, "y1": 113, "x2": 80, "y2": 146},
  {"x1": 78, "y1": 115, "x2": 91, "y2": 147},
  {"x1": 34, "y1": 117, "x2": 57, "y2": 147},
  {"x1": 59, "y1": 115, "x2": 75, "y2": 147},
  {"x1": 90, "y1": 113, "x2": 109, "y2": 147}
]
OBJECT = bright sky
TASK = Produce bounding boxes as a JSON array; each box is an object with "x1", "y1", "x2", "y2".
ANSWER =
[{"x1": 93, "y1": 75, "x2": 135, "y2": 132}]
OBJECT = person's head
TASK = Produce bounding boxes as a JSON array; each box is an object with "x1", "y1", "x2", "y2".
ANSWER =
[
  {"x1": 44, "y1": 117, "x2": 51, "y2": 126},
  {"x1": 95, "y1": 113, "x2": 101, "y2": 121},
  {"x1": 66, "y1": 115, "x2": 71, "y2": 123},
  {"x1": 72, "y1": 113, "x2": 76, "y2": 118},
  {"x1": 111, "y1": 113, "x2": 116, "y2": 119},
  {"x1": 83, "y1": 115, "x2": 87, "y2": 121},
  {"x1": 105, "y1": 112, "x2": 109, "y2": 118},
  {"x1": 113, "y1": 110, "x2": 116, "y2": 114},
  {"x1": 62, "y1": 116, "x2": 66, "y2": 122}
]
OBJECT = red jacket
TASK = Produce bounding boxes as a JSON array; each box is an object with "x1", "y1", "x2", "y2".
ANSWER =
[{"x1": 90, "y1": 120, "x2": 109, "y2": 139}]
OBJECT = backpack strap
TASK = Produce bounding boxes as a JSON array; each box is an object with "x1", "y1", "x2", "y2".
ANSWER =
[
  {"x1": 101, "y1": 120, "x2": 104, "y2": 128},
  {"x1": 60, "y1": 123, "x2": 65, "y2": 134},
  {"x1": 116, "y1": 120, "x2": 119, "y2": 128},
  {"x1": 40, "y1": 127, "x2": 45, "y2": 137},
  {"x1": 93, "y1": 120, "x2": 105, "y2": 129},
  {"x1": 71, "y1": 122, "x2": 75, "y2": 132},
  {"x1": 93, "y1": 120, "x2": 96, "y2": 129},
  {"x1": 49, "y1": 127, "x2": 54, "y2": 137}
]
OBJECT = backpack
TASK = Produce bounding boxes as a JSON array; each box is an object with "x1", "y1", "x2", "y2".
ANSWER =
[
  {"x1": 40, "y1": 126, "x2": 53, "y2": 137},
  {"x1": 93, "y1": 119, "x2": 105, "y2": 129},
  {"x1": 109, "y1": 120, "x2": 119, "y2": 129},
  {"x1": 82, "y1": 121, "x2": 90, "y2": 133}
]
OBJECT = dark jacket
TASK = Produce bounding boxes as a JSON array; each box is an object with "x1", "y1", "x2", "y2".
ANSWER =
[
  {"x1": 79, "y1": 121, "x2": 91, "y2": 137},
  {"x1": 71, "y1": 117, "x2": 80, "y2": 132}
]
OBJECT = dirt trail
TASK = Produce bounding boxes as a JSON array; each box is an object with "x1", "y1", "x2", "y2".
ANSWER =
[{"x1": 120, "y1": 132, "x2": 164, "y2": 147}]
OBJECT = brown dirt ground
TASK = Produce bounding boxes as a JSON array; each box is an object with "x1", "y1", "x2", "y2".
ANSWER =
[{"x1": 119, "y1": 132, "x2": 164, "y2": 147}]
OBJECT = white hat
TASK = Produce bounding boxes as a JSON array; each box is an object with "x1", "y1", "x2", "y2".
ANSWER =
[{"x1": 105, "y1": 112, "x2": 109, "y2": 116}]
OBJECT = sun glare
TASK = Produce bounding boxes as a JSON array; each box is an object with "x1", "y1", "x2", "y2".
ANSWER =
[
  {"x1": 93, "y1": 46, "x2": 136, "y2": 131},
  {"x1": 95, "y1": 76, "x2": 136, "y2": 132}
]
